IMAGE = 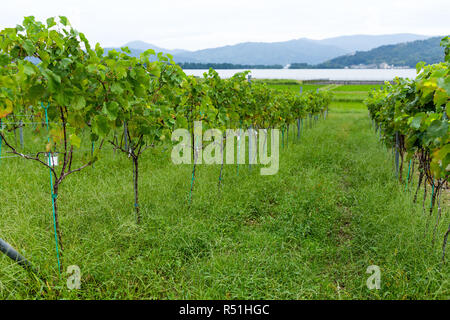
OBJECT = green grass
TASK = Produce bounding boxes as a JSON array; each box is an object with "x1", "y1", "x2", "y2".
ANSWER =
[
  {"x1": 0, "y1": 92, "x2": 449, "y2": 299},
  {"x1": 265, "y1": 83, "x2": 379, "y2": 102},
  {"x1": 330, "y1": 84, "x2": 379, "y2": 102},
  {"x1": 329, "y1": 101, "x2": 367, "y2": 111},
  {"x1": 331, "y1": 92, "x2": 369, "y2": 102},
  {"x1": 253, "y1": 79, "x2": 301, "y2": 85},
  {"x1": 266, "y1": 83, "x2": 324, "y2": 93},
  {"x1": 330, "y1": 84, "x2": 385, "y2": 102}
]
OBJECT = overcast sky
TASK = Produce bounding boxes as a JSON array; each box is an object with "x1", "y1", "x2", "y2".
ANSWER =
[{"x1": 1, "y1": 0, "x2": 449, "y2": 51}]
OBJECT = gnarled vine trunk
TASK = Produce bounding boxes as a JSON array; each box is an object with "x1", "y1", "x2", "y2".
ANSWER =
[{"x1": 133, "y1": 156, "x2": 141, "y2": 224}]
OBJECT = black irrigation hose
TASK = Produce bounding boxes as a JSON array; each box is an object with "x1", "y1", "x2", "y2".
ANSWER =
[{"x1": 0, "y1": 237, "x2": 41, "y2": 277}]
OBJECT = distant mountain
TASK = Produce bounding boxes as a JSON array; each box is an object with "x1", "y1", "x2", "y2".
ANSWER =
[
  {"x1": 104, "y1": 39, "x2": 347, "y2": 65},
  {"x1": 312, "y1": 34, "x2": 429, "y2": 52},
  {"x1": 315, "y1": 37, "x2": 445, "y2": 68},
  {"x1": 103, "y1": 47, "x2": 143, "y2": 58},
  {"x1": 104, "y1": 34, "x2": 436, "y2": 66},
  {"x1": 171, "y1": 40, "x2": 347, "y2": 65},
  {"x1": 103, "y1": 41, "x2": 189, "y2": 59},
  {"x1": 123, "y1": 41, "x2": 189, "y2": 55}
]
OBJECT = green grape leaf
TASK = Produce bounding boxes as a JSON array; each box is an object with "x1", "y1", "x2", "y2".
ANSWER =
[
  {"x1": 103, "y1": 101, "x2": 119, "y2": 121},
  {"x1": 23, "y1": 64, "x2": 36, "y2": 76},
  {"x1": 46, "y1": 17, "x2": 56, "y2": 28},
  {"x1": 437, "y1": 76, "x2": 450, "y2": 95},
  {"x1": 69, "y1": 133, "x2": 81, "y2": 148},
  {"x1": 111, "y1": 83, "x2": 124, "y2": 95},
  {"x1": 72, "y1": 96, "x2": 86, "y2": 110},
  {"x1": 425, "y1": 119, "x2": 448, "y2": 141},
  {"x1": 416, "y1": 61, "x2": 426, "y2": 74},
  {"x1": 92, "y1": 115, "x2": 111, "y2": 137},
  {"x1": 59, "y1": 16, "x2": 69, "y2": 26},
  {"x1": 22, "y1": 39, "x2": 35, "y2": 55},
  {"x1": 410, "y1": 114, "x2": 424, "y2": 129}
]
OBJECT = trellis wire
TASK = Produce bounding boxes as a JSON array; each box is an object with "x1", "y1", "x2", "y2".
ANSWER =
[
  {"x1": 0, "y1": 147, "x2": 100, "y2": 160},
  {"x1": 0, "y1": 121, "x2": 61, "y2": 125}
]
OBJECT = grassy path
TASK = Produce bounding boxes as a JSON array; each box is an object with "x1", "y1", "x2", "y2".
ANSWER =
[{"x1": 0, "y1": 105, "x2": 448, "y2": 299}]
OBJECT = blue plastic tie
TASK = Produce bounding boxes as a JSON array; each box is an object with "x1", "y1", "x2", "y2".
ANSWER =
[
  {"x1": 0, "y1": 119, "x2": 2, "y2": 164},
  {"x1": 41, "y1": 102, "x2": 61, "y2": 275}
]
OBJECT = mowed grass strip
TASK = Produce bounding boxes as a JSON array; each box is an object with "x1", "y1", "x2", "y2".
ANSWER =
[{"x1": 0, "y1": 100, "x2": 448, "y2": 299}]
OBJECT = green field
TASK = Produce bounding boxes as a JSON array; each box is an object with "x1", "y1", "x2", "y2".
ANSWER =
[
  {"x1": 262, "y1": 83, "x2": 324, "y2": 93},
  {"x1": 330, "y1": 85, "x2": 383, "y2": 102},
  {"x1": 331, "y1": 85, "x2": 384, "y2": 91},
  {"x1": 0, "y1": 85, "x2": 448, "y2": 299},
  {"x1": 263, "y1": 82, "x2": 385, "y2": 102}
]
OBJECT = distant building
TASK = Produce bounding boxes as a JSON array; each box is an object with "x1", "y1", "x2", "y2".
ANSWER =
[
  {"x1": 347, "y1": 62, "x2": 411, "y2": 69},
  {"x1": 379, "y1": 62, "x2": 391, "y2": 69},
  {"x1": 350, "y1": 64, "x2": 377, "y2": 69},
  {"x1": 393, "y1": 65, "x2": 411, "y2": 69}
]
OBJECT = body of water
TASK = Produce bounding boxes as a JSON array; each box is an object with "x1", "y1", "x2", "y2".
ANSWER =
[{"x1": 183, "y1": 68, "x2": 418, "y2": 81}]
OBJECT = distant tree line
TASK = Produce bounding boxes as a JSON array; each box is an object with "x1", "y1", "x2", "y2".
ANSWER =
[
  {"x1": 289, "y1": 63, "x2": 316, "y2": 69},
  {"x1": 178, "y1": 62, "x2": 284, "y2": 69}
]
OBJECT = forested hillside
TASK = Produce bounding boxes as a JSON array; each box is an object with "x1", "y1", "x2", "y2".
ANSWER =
[{"x1": 314, "y1": 37, "x2": 445, "y2": 68}]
